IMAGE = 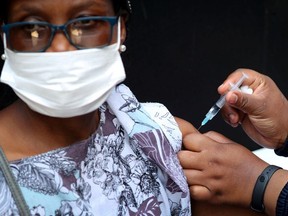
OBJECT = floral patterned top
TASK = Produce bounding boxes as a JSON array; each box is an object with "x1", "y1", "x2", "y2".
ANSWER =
[{"x1": 0, "y1": 84, "x2": 191, "y2": 216}]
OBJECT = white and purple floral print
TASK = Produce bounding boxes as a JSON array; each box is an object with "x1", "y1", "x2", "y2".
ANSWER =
[{"x1": 0, "y1": 84, "x2": 191, "y2": 216}]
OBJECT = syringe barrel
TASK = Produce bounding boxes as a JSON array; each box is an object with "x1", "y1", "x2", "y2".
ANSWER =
[
  {"x1": 200, "y1": 73, "x2": 248, "y2": 128},
  {"x1": 205, "y1": 104, "x2": 221, "y2": 120},
  {"x1": 215, "y1": 73, "x2": 248, "y2": 108},
  {"x1": 215, "y1": 95, "x2": 226, "y2": 108}
]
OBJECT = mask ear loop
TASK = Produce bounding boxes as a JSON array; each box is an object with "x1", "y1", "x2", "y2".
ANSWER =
[
  {"x1": 117, "y1": 17, "x2": 127, "y2": 53},
  {"x1": 1, "y1": 33, "x2": 8, "y2": 60}
]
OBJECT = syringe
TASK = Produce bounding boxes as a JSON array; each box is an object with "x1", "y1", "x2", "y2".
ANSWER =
[{"x1": 198, "y1": 73, "x2": 248, "y2": 130}]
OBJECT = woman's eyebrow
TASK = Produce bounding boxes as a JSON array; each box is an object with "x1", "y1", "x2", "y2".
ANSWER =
[
  {"x1": 9, "y1": 1, "x2": 112, "y2": 22},
  {"x1": 68, "y1": 1, "x2": 113, "y2": 15}
]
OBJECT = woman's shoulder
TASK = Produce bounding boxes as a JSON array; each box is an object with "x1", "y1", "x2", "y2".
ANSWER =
[{"x1": 0, "y1": 103, "x2": 18, "y2": 156}]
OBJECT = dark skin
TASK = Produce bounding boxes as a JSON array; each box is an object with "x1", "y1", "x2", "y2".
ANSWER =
[
  {"x1": 0, "y1": 0, "x2": 126, "y2": 161},
  {"x1": 176, "y1": 116, "x2": 266, "y2": 216},
  {"x1": 1, "y1": 1, "x2": 284, "y2": 215},
  {"x1": 177, "y1": 70, "x2": 288, "y2": 216}
]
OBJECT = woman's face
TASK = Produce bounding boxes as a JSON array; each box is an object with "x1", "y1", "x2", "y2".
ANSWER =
[{"x1": 6, "y1": 0, "x2": 126, "y2": 52}]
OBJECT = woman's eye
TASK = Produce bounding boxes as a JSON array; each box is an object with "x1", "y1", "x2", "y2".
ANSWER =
[
  {"x1": 79, "y1": 19, "x2": 93, "y2": 25},
  {"x1": 74, "y1": 20, "x2": 94, "y2": 27},
  {"x1": 23, "y1": 24, "x2": 43, "y2": 32},
  {"x1": 72, "y1": 19, "x2": 104, "y2": 29}
]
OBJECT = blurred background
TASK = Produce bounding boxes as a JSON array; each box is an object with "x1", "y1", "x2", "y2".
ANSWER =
[
  {"x1": 122, "y1": 0, "x2": 288, "y2": 151},
  {"x1": 0, "y1": 0, "x2": 287, "y2": 151}
]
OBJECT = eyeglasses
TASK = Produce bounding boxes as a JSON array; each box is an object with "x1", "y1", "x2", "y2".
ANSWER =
[{"x1": 1, "y1": 16, "x2": 118, "y2": 52}]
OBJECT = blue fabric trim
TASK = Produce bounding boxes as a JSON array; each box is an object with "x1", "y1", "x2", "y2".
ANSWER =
[{"x1": 274, "y1": 139, "x2": 288, "y2": 157}]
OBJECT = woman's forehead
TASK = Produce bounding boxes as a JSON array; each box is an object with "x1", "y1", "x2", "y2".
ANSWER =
[
  {"x1": 8, "y1": 0, "x2": 115, "y2": 13},
  {"x1": 7, "y1": 0, "x2": 115, "y2": 21},
  {"x1": 1, "y1": 0, "x2": 132, "y2": 22}
]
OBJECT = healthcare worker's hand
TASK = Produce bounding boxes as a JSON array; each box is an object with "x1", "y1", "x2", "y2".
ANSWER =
[
  {"x1": 179, "y1": 131, "x2": 268, "y2": 206},
  {"x1": 179, "y1": 131, "x2": 288, "y2": 216},
  {"x1": 219, "y1": 69, "x2": 288, "y2": 149}
]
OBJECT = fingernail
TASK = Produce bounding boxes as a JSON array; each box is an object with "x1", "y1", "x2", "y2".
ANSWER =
[
  {"x1": 228, "y1": 113, "x2": 237, "y2": 124},
  {"x1": 231, "y1": 123, "x2": 239, "y2": 128},
  {"x1": 228, "y1": 93, "x2": 238, "y2": 104},
  {"x1": 218, "y1": 84, "x2": 224, "y2": 91}
]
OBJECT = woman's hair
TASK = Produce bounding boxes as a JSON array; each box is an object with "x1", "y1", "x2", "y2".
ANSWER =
[
  {"x1": 0, "y1": 0, "x2": 8, "y2": 22},
  {"x1": 113, "y1": 0, "x2": 132, "y2": 17}
]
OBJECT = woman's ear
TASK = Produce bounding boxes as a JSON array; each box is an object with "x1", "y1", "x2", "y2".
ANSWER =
[{"x1": 120, "y1": 16, "x2": 127, "y2": 45}]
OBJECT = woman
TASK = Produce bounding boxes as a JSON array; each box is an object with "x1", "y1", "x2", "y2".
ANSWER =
[{"x1": 0, "y1": 0, "x2": 192, "y2": 215}]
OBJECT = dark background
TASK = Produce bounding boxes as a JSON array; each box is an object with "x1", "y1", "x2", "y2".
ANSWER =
[
  {"x1": 122, "y1": 0, "x2": 288, "y2": 151},
  {"x1": 1, "y1": 0, "x2": 287, "y2": 151}
]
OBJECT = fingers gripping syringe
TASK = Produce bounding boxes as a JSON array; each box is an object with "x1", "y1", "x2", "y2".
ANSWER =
[{"x1": 198, "y1": 73, "x2": 248, "y2": 130}]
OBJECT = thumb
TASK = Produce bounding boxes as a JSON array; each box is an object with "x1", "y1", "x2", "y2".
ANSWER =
[{"x1": 225, "y1": 90, "x2": 260, "y2": 114}]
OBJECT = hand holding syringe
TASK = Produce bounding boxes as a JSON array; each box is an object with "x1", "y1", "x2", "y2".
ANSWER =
[{"x1": 198, "y1": 73, "x2": 248, "y2": 130}]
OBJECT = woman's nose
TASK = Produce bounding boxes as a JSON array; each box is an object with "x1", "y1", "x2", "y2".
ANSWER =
[{"x1": 45, "y1": 32, "x2": 77, "y2": 52}]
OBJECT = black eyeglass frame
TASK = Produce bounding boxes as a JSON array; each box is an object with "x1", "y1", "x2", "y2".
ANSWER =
[{"x1": 1, "y1": 16, "x2": 119, "y2": 52}]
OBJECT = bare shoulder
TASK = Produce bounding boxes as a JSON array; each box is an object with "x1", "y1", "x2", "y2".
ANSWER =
[
  {"x1": 0, "y1": 105, "x2": 13, "y2": 133},
  {"x1": 0, "y1": 101, "x2": 27, "y2": 159},
  {"x1": 174, "y1": 116, "x2": 198, "y2": 136}
]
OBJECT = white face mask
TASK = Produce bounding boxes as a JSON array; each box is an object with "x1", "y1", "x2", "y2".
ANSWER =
[{"x1": 0, "y1": 19, "x2": 126, "y2": 118}]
